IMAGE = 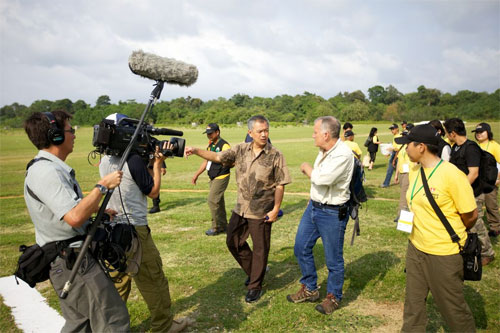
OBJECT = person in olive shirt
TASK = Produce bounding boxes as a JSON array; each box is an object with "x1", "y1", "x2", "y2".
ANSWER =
[
  {"x1": 191, "y1": 123, "x2": 231, "y2": 236},
  {"x1": 185, "y1": 115, "x2": 291, "y2": 303}
]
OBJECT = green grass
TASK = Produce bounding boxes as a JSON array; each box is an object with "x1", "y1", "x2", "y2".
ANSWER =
[{"x1": 1, "y1": 122, "x2": 499, "y2": 332}]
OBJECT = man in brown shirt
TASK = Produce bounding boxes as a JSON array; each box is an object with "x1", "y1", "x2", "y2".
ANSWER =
[{"x1": 185, "y1": 115, "x2": 291, "y2": 303}]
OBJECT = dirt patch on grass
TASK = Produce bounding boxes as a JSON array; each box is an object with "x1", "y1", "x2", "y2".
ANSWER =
[{"x1": 347, "y1": 297, "x2": 403, "y2": 332}]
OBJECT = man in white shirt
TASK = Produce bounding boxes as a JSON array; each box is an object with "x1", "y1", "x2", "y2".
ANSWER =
[{"x1": 287, "y1": 116, "x2": 354, "y2": 315}]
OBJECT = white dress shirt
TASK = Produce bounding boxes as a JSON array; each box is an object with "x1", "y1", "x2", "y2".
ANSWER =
[{"x1": 310, "y1": 139, "x2": 354, "y2": 205}]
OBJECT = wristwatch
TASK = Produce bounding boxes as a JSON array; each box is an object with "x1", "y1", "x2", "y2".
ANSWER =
[{"x1": 95, "y1": 183, "x2": 108, "y2": 195}]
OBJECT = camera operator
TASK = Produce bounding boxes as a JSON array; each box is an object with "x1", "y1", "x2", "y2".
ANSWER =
[
  {"x1": 99, "y1": 114, "x2": 189, "y2": 333},
  {"x1": 23, "y1": 111, "x2": 130, "y2": 332}
]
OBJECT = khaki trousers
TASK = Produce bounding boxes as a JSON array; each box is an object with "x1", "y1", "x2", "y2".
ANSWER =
[
  {"x1": 472, "y1": 195, "x2": 495, "y2": 258},
  {"x1": 113, "y1": 225, "x2": 173, "y2": 332},
  {"x1": 398, "y1": 173, "x2": 410, "y2": 216},
  {"x1": 208, "y1": 175, "x2": 230, "y2": 231},
  {"x1": 402, "y1": 241, "x2": 475, "y2": 333},
  {"x1": 484, "y1": 185, "x2": 500, "y2": 232}
]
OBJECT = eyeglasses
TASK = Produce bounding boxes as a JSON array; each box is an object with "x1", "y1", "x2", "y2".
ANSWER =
[{"x1": 65, "y1": 128, "x2": 75, "y2": 134}]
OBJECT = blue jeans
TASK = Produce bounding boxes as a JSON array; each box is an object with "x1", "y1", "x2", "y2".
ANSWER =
[
  {"x1": 294, "y1": 201, "x2": 349, "y2": 301},
  {"x1": 382, "y1": 151, "x2": 397, "y2": 187}
]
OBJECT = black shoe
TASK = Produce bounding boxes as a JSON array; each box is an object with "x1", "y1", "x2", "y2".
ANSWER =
[
  {"x1": 244, "y1": 277, "x2": 250, "y2": 286},
  {"x1": 488, "y1": 230, "x2": 500, "y2": 237},
  {"x1": 205, "y1": 229, "x2": 223, "y2": 236},
  {"x1": 149, "y1": 206, "x2": 160, "y2": 214},
  {"x1": 245, "y1": 289, "x2": 262, "y2": 303}
]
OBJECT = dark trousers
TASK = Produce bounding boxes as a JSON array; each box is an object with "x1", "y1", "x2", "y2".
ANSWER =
[{"x1": 226, "y1": 212, "x2": 272, "y2": 290}]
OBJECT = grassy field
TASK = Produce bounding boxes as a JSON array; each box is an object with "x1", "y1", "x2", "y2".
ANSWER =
[{"x1": 0, "y1": 121, "x2": 499, "y2": 332}]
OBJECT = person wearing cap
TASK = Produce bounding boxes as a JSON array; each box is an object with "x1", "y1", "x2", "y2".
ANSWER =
[
  {"x1": 473, "y1": 122, "x2": 500, "y2": 237},
  {"x1": 395, "y1": 124, "x2": 477, "y2": 332},
  {"x1": 341, "y1": 122, "x2": 353, "y2": 141},
  {"x1": 444, "y1": 118, "x2": 495, "y2": 266},
  {"x1": 100, "y1": 114, "x2": 190, "y2": 332},
  {"x1": 401, "y1": 120, "x2": 408, "y2": 132},
  {"x1": 185, "y1": 115, "x2": 291, "y2": 303},
  {"x1": 343, "y1": 130, "x2": 362, "y2": 159},
  {"x1": 191, "y1": 123, "x2": 231, "y2": 236},
  {"x1": 380, "y1": 123, "x2": 402, "y2": 188}
]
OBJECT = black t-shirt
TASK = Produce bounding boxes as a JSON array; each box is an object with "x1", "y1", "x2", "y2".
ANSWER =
[
  {"x1": 449, "y1": 139, "x2": 481, "y2": 197},
  {"x1": 127, "y1": 154, "x2": 154, "y2": 196}
]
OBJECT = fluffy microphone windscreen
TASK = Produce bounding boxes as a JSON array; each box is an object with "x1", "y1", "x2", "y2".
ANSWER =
[{"x1": 128, "y1": 50, "x2": 198, "y2": 86}]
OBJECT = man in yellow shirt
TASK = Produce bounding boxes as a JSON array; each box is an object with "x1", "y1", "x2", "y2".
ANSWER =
[
  {"x1": 473, "y1": 122, "x2": 500, "y2": 237},
  {"x1": 395, "y1": 124, "x2": 477, "y2": 332},
  {"x1": 343, "y1": 130, "x2": 362, "y2": 159}
]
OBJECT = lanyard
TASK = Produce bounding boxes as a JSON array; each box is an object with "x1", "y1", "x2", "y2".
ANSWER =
[{"x1": 410, "y1": 159, "x2": 443, "y2": 207}]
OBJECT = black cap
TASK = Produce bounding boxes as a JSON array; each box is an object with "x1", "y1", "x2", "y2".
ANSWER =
[
  {"x1": 395, "y1": 124, "x2": 440, "y2": 146},
  {"x1": 203, "y1": 123, "x2": 220, "y2": 134},
  {"x1": 389, "y1": 123, "x2": 398, "y2": 130},
  {"x1": 344, "y1": 130, "x2": 355, "y2": 137},
  {"x1": 471, "y1": 122, "x2": 491, "y2": 133},
  {"x1": 401, "y1": 120, "x2": 407, "y2": 125},
  {"x1": 406, "y1": 123, "x2": 415, "y2": 131}
]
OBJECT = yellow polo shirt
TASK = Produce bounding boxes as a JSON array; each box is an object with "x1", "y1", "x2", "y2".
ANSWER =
[{"x1": 407, "y1": 161, "x2": 476, "y2": 255}]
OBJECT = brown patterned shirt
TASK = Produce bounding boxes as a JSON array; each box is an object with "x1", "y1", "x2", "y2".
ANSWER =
[{"x1": 219, "y1": 142, "x2": 291, "y2": 219}]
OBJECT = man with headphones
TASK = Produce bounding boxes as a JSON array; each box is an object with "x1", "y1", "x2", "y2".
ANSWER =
[{"x1": 23, "y1": 110, "x2": 130, "y2": 332}]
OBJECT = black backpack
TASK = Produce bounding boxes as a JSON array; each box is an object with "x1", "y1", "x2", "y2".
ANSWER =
[
  {"x1": 458, "y1": 140, "x2": 498, "y2": 194},
  {"x1": 349, "y1": 157, "x2": 368, "y2": 205}
]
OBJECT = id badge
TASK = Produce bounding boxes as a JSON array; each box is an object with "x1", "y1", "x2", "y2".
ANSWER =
[
  {"x1": 206, "y1": 161, "x2": 212, "y2": 171},
  {"x1": 397, "y1": 210, "x2": 414, "y2": 233},
  {"x1": 402, "y1": 163, "x2": 410, "y2": 173}
]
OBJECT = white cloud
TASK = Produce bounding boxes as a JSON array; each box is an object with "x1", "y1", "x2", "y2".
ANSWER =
[{"x1": 0, "y1": 0, "x2": 498, "y2": 106}]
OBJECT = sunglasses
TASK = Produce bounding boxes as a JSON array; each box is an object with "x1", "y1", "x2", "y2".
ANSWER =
[{"x1": 65, "y1": 128, "x2": 75, "y2": 134}]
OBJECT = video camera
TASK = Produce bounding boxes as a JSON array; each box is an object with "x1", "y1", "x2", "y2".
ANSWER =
[{"x1": 92, "y1": 117, "x2": 185, "y2": 158}]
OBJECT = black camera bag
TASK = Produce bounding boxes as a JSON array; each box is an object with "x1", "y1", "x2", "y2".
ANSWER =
[{"x1": 14, "y1": 235, "x2": 83, "y2": 288}]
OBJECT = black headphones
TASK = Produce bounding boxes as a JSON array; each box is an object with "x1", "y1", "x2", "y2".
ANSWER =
[{"x1": 43, "y1": 112, "x2": 65, "y2": 145}]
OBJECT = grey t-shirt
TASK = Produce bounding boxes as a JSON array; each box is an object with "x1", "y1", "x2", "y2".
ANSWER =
[
  {"x1": 24, "y1": 151, "x2": 86, "y2": 246},
  {"x1": 99, "y1": 154, "x2": 151, "y2": 226}
]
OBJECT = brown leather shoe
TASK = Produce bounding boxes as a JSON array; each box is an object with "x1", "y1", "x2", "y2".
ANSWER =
[
  {"x1": 286, "y1": 284, "x2": 320, "y2": 303},
  {"x1": 481, "y1": 256, "x2": 495, "y2": 266},
  {"x1": 315, "y1": 293, "x2": 340, "y2": 315}
]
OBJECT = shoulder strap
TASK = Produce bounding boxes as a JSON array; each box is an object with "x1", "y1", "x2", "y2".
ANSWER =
[
  {"x1": 25, "y1": 157, "x2": 52, "y2": 203},
  {"x1": 420, "y1": 167, "x2": 461, "y2": 245}
]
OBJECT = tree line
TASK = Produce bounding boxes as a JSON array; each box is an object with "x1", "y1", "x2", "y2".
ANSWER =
[{"x1": 1, "y1": 85, "x2": 498, "y2": 128}]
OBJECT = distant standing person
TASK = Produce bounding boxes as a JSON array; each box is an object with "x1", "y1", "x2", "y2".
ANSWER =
[
  {"x1": 148, "y1": 163, "x2": 166, "y2": 213},
  {"x1": 343, "y1": 130, "x2": 362, "y2": 159},
  {"x1": 287, "y1": 116, "x2": 353, "y2": 315},
  {"x1": 341, "y1": 122, "x2": 353, "y2": 141},
  {"x1": 367, "y1": 127, "x2": 380, "y2": 171},
  {"x1": 380, "y1": 123, "x2": 402, "y2": 188},
  {"x1": 191, "y1": 123, "x2": 231, "y2": 236},
  {"x1": 395, "y1": 124, "x2": 477, "y2": 332},
  {"x1": 428, "y1": 119, "x2": 451, "y2": 161},
  {"x1": 185, "y1": 115, "x2": 291, "y2": 303},
  {"x1": 444, "y1": 118, "x2": 495, "y2": 266},
  {"x1": 472, "y1": 122, "x2": 500, "y2": 237}
]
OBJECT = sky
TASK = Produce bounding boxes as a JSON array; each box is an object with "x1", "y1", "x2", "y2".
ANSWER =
[{"x1": 0, "y1": 0, "x2": 499, "y2": 107}]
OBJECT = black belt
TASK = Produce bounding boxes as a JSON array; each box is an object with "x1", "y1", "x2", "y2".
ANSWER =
[{"x1": 311, "y1": 200, "x2": 346, "y2": 210}]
